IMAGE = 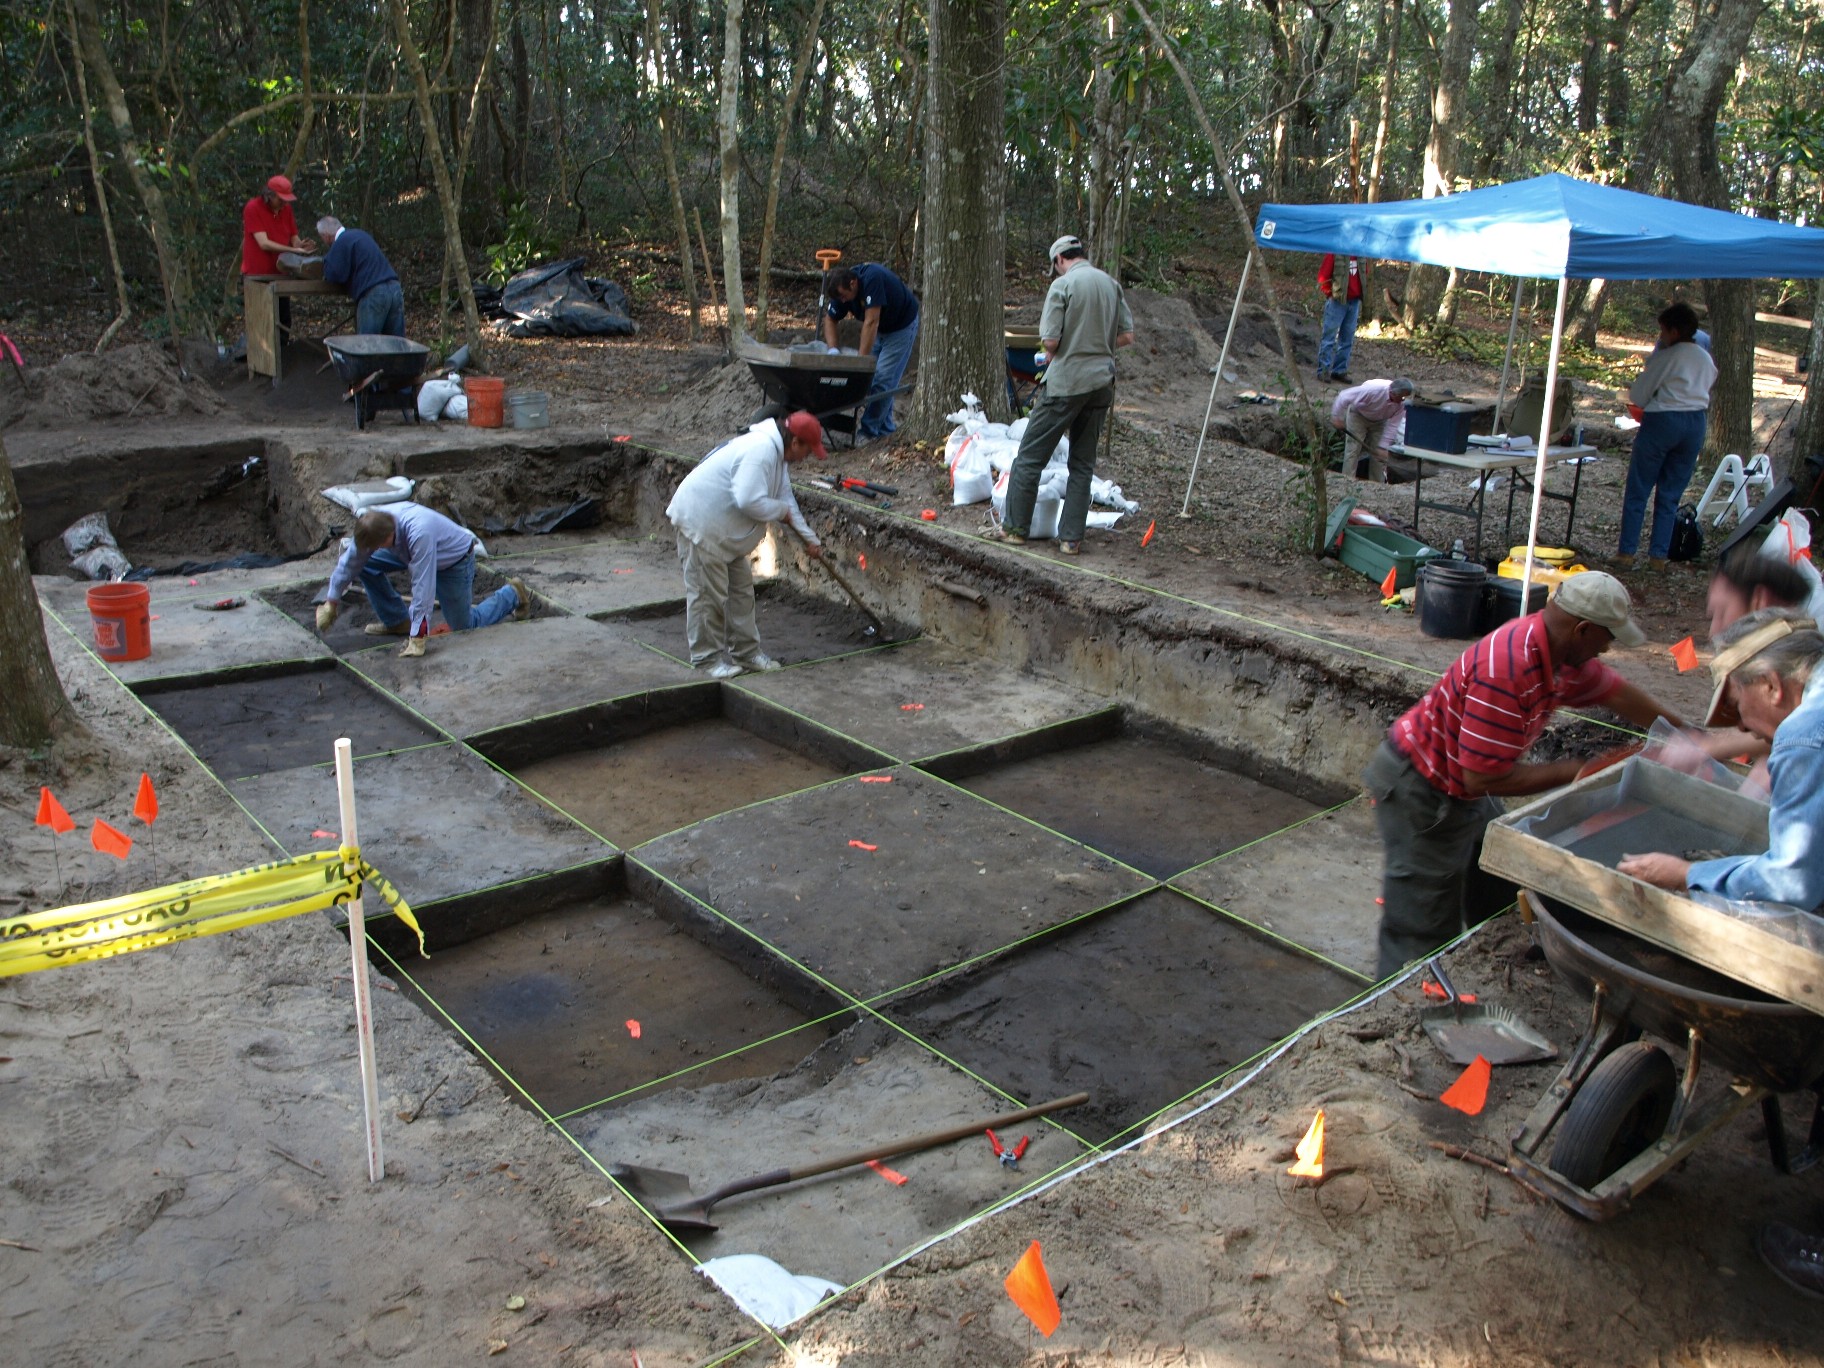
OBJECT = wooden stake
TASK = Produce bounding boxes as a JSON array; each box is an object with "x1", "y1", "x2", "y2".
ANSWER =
[{"x1": 334, "y1": 738, "x2": 384, "y2": 1183}]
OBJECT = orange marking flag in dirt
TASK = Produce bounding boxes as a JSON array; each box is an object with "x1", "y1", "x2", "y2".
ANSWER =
[
  {"x1": 625, "y1": 1020, "x2": 642, "y2": 1039},
  {"x1": 865, "y1": 1159, "x2": 908, "y2": 1186},
  {"x1": 1004, "y1": 1240, "x2": 1061, "y2": 1337},
  {"x1": 1670, "y1": 636, "x2": 1700, "y2": 672},
  {"x1": 848, "y1": 840, "x2": 878, "y2": 852},
  {"x1": 35, "y1": 787, "x2": 74, "y2": 835},
  {"x1": 1440, "y1": 1055, "x2": 1491, "y2": 1115},
  {"x1": 1287, "y1": 1108, "x2": 1325, "y2": 1178},
  {"x1": 858, "y1": 553, "x2": 868, "y2": 571},
  {"x1": 858, "y1": 775, "x2": 893, "y2": 784},
  {"x1": 133, "y1": 773, "x2": 159, "y2": 825},
  {"x1": 900, "y1": 703, "x2": 924, "y2": 712},
  {"x1": 90, "y1": 819, "x2": 133, "y2": 860},
  {"x1": 1379, "y1": 566, "x2": 1398, "y2": 599},
  {"x1": 1141, "y1": 520, "x2": 1156, "y2": 547}
]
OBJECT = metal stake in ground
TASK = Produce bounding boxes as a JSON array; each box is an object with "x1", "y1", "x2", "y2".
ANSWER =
[{"x1": 333, "y1": 737, "x2": 385, "y2": 1183}]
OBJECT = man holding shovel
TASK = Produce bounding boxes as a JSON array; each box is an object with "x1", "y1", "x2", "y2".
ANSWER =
[
  {"x1": 667, "y1": 411, "x2": 825, "y2": 679},
  {"x1": 1330, "y1": 376, "x2": 1412, "y2": 482},
  {"x1": 1364, "y1": 573, "x2": 1683, "y2": 978}
]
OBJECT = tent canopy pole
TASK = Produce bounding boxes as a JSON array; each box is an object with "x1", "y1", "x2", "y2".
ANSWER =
[
  {"x1": 1493, "y1": 280, "x2": 1525, "y2": 435},
  {"x1": 1180, "y1": 252, "x2": 1253, "y2": 517},
  {"x1": 1521, "y1": 276, "x2": 1571, "y2": 593}
]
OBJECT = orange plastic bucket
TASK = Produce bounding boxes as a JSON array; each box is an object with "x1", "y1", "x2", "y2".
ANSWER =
[
  {"x1": 87, "y1": 582, "x2": 151, "y2": 661},
  {"x1": 465, "y1": 375, "x2": 505, "y2": 428}
]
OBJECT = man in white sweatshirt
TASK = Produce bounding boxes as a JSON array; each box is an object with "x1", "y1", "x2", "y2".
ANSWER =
[{"x1": 666, "y1": 411, "x2": 825, "y2": 679}]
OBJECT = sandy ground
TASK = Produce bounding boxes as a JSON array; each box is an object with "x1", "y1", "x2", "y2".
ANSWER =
[{"x1": 3, "y1": 278, "x2": 1822, "y2": 1366}]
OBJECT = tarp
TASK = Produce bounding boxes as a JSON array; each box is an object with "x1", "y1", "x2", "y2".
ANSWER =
[
  {"x1": 474, "y1": 258, "x2": 638, "y2": 338},
  {"x1": 1253, "y1": 173, "x2": 1824, "y2": 280}
]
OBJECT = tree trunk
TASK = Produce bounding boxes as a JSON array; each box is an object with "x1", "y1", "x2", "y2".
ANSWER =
[
  {"x1": 67, "y1": 0, "x2": 130, "y2": 352},
  {"x1": 646, "y1": 0, "x2": 699, "y2": 340},
  {"x1": 69, "y1": 0, "x2": 189, "y2": 340},
  {"x1": 286, "y1": 0, "x2": 316, "y2": 179},
  {"x1": 1653, "y1": 0, "x2": 1768, "y2": 457},
  {"x1": 755, "y1": 0, "x2": 826, "y2": 341},
  {"x1": 1362, "y1": 0, "x2": 1402, "y2": 312},
  {"x1": 387, "y1": 0, "x2": 485, "y2": 358},
  {"x1": 717, "y1": 0, "x2": 748, "y2": 346},
  {"x1": 907, "y1": 0, "x2": 1007, "y2": 434},
  {"x1": 1407, "y1": 0, "x2": 1478, "y2": 329},
  {"x1": 0, "y1": 437, "x2": 83, "y2": 749}
]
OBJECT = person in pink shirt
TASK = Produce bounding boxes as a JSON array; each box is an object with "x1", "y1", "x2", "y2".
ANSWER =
[{"x1": 1330, "y1": 376, "x2": 1412, "y2": 482}]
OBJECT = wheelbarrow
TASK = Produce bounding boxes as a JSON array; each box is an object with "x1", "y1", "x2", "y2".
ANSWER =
[
  {"x1": 1508, "y1": 891, "x2": 1824, "y2": 1221},
  {"x1": 324, "y1": 334, "x2": 432, "y2": 431},
  {"x1": 737, "y1": 342, "x2": 904, "y2": 449},
  {"x1": 1005, "y1": 327, "x2": 1047, "y2": 416}
]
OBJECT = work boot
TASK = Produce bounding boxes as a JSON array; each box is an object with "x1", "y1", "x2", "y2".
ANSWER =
[
  {"x1": 365, "y1": 621, "x2": 409, "y2": 637},
  {"x1": 1647, "y1": 557, "x2": 1669, "y2": 571},
  {"x1": 1609, "y1": 553, "x2": 1636, "y2": 572},
  {"x1": 1057, "y1": 539, "x2": 1081, "y2": 556},
  {"x1": 988, "y1": 525, "x2": 1027, "y2": 545},
  {"x1": 739, "y1": 653, "x2": 783, "y2": 673},
  {"x1": 1759, "y1": 1222, "x2": 1824, "y2": 1300},
  {"x1": 509, "y1": 577, "x2": 532, "y2": 621},
  {"x1": 699, "y1": 659, "x2": 743, "y2": 681}
]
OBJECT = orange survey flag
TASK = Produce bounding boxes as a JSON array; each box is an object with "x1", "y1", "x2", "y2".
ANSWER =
[
  {"x1": 36, "y1": 787, "x2": 75, "y2": 834},
  {"x1": 1287, "y1": 1109, "x2": 1325, "y2": 1178},
  {"x1": 1441, "y1": 1055, "x2": 1492, "y2": 1115},
  {"x1": 1379, "y1": 566, "x2": 1398, "y2": 599},
  {"x1": 1670, "y1": 637, "x2": 1700, "y2": 673},
  {"x1": 91, "y1": 819, "x2": 133, "y2": 860},
  {"x1": 133, "y1": 772, "x2": 159, "y2": 825},
  {"x1": 1004, "y1": 1241, "x2": 1061, "y2": 1337},
  {"x1": 1141, "y1": 519, "x2": 1156, "y2": 548}
]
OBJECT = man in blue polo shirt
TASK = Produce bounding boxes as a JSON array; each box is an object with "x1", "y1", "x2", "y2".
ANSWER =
[
  {"x1": 317, "y1": 216, "x2": 406, "y2": 337},
  {"x1": 821, "y1": 263, "x2": 919, "y2": 441}
]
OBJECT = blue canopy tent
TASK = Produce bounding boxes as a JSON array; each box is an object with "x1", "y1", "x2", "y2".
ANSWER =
[{"x1": 1185, "y1": 173, "x2": 1824, "y2": 582}]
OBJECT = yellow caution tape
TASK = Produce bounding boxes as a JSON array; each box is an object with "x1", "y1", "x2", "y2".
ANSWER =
[{"x1": 0, "y1": 846, "x2": 425, "y2": 978}]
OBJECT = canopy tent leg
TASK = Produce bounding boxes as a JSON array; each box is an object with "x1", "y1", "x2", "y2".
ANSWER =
[
  {"x1": 1494, "y1": 280, "x2": 1526, "y2": 435},
  {"x1": 1180, "y1": 252, "x2": 1253, "y2": 517},
  {"x1": 1520, "y1": 276, "x2": 1571, "y2": 590}
]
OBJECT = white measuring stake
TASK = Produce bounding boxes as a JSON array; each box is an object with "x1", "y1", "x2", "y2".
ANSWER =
[{"x1": 333, "y1": 737, "x2": 385, "y2": 1183}]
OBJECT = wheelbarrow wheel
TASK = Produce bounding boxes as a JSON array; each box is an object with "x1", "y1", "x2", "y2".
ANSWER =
[{"x1": 1548, "y1": 1040, "x2": 1677, "y2": 1190}]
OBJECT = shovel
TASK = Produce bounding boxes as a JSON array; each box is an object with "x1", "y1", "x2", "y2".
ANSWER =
[
  {"x1": 786, "y1": 525, "x2": 886, "y2": 639},
  {"x1": 610, "y1": 1091, "x2": 1089, "y2": 1234},
  {"x1": 1419, "y1": 960, "x2": 1557, "y2": 1066}
]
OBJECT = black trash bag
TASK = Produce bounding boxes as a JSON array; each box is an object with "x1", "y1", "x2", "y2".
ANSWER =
[
  {"x1": 1668, "y1": 504, "x2": 1704, "y2": 562},
  {"x1": 124, "y1": 531, "x2": 336, "y2": 581},
  {"x1": 489, "y1": 259, "x2": 637, "y2": 338},
  {"x1": 477, "y1": 498, "x2": 602, "y2": 536}
]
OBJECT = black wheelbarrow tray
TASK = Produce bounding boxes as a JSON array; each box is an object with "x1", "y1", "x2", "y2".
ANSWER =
[
  {"x1": 1506, "y1": 891, "x2": 1824, "y2": 1221},
  {"x1": 324, "y1": 334, "x2": 432, "y2": 431},
  {"x1": 736, "y1": 342, "x2": 902, "y2": 448}
]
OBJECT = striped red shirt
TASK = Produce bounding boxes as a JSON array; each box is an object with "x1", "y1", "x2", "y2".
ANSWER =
[{"x1": 1390, "y1": 612, "x2": 1620, "y2": 799}]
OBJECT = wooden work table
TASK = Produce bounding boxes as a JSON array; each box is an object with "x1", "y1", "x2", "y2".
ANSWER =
[{"x1": 243, "y1": 275, "x2": 349, "y2": 382}]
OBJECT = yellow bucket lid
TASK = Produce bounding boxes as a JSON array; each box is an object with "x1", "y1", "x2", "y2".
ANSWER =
[{"x1": 1508, "y1": 545, "x2": 1575, "y2": 564}]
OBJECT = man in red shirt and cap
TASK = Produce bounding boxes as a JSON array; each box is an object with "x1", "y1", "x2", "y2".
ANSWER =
[{"x1": 242, "y1": 174, "x2": 313, "y2": 275}]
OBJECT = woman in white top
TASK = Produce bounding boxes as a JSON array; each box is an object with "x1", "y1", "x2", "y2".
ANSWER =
[{"x1": 1615, "y1": 301, "x2": 1717, "y2": 569}]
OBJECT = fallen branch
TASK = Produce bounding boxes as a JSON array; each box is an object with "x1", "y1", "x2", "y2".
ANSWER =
[{"x1": 1428, "y1": 1140, "x2": 1510, "y2": 1176}]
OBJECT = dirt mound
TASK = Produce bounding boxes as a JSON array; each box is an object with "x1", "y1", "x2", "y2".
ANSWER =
[
  {"x1": 647, "y1": 353, "x2": 767, "y2": 443},
  {"x1": 0, "y1": 343, "x2": 227, "y2": 430}
]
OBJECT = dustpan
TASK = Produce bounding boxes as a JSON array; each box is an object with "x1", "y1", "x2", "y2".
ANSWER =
[{"x1": 1419, "y1": 960, "x2": 1557, "y2": 1066}]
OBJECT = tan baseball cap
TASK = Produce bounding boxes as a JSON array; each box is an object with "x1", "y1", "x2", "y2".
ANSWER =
[
  {"x1": 1553, "y1": 571, "x2": 1646, "y2": 647},
  {"x1": 1704, "y1": 615, "x2": 1816, "y2": 726},
  {"x1": 1048, "y1": 235, "x2": 1084, "y2": 262}
]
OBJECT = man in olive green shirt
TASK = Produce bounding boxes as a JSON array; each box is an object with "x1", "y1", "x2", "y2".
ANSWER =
[{"x1": 996, "y1": 235, "x2": 1135, "y2": 555}]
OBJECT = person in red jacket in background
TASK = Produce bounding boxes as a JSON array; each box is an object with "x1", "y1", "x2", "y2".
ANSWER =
[
  {"x1": 1317, "y1": 253, "x2": 1362, "y2": 383},
  {"x1": 241, "y1": 174, "x2": 314, "y2": 347}
]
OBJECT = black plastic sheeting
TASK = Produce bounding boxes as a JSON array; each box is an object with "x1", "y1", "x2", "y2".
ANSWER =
[
  {"x1": 124, "y1": 532, "x2": 336, "y2": 581},
  {"x1": 474, "y1": 259, "x2": 637, "y2": 339},
  {"x1": 477, "y1": 498, "x2": 603, "y2": 537}
]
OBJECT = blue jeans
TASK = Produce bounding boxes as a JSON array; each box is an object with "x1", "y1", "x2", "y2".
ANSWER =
[
  {"x1": 361, "y1": 549, "x2": 518, "y2": 630},
  {"x1": 357, "y1": 280, "x2": 406, "y2": 337},
  {"x1": 1318, "y1": 296, "x2": 1359, "y2": 375},
  {"x1": 1618, "y1": 409, "x2": 1707, "y2": 559},
  {"x1": 861, "y1": 317, "x2": 919, "y2": 437}
]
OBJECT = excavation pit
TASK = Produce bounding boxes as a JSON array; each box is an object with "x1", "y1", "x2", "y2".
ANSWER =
[
  {"x1": 886, "y1": 888, "x2": 1364, "y2": 1144},
  {"x1": 478, "y1": 687, "x2": 893, "y2": 848},
  {"x1": 608, "y1": 577, "x2": 918, "y2": 666},
  {"x1": 380, "y1": 864, "x2": 842, "y2": 1117},
  {"x1": 927, "y1": 714, "x2": 1334, "y2": 879},
  {"x1": 135, "y1": 660, "x2": 444, "y2": 778}
]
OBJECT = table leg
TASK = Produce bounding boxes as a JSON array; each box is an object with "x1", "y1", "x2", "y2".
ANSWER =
[{"x1": 1412, "y1": 462, "x2": 1423, "y2": 540}]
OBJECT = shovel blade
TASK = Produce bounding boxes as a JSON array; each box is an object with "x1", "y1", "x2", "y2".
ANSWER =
[
  {"x1": 608, "y1": 1164, "x2": 721, "y2": 1235},
  {"x1": 1420, "y1": 1006, "x2": 1557, "y2": 1066}
]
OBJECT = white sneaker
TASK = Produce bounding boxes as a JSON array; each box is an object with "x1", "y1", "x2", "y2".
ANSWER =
[
  {"x1": 739, "y1": 653, "x2": 783, "y2": 673},
  {"x1": 700, "y1": 659, "x2": 743, "y2": 681}
]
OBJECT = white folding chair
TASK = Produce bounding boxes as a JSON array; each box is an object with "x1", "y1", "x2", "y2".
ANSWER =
[{"x1": 1695, "y1": 453, "x2": 1775, "y2": 528}]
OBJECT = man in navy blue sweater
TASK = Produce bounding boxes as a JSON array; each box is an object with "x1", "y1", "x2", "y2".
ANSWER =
[{"x1": 317, "y1": 216, "x2": 406, "y2": 337}]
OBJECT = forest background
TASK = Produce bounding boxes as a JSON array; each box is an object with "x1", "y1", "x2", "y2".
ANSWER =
[{"x1": 2, "y1": 0, "x2": 1823, "y2": 456}]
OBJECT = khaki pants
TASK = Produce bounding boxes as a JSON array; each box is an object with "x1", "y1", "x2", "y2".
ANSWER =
[
  {"x1": 1344, "y1": 409, "x2": 1392, "y2": 482},
  {"x1": 676, "y1": 532, "x2": 761, "y2": 668}
]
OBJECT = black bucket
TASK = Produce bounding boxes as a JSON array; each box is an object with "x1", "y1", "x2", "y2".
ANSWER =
[
  {"x1": 1483, "y1": 575, "x2": 1549, "y2": 630},
  {"x1": 1416, "y1": 560, "x2": 1488, "y2": 640}
]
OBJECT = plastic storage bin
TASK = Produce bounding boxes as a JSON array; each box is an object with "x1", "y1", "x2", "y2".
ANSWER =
[
  {"x1": 1339, "y1": 525, "x2": 1439, "y2": 590},
  {"x1": 1403, "y1": 403, "x2": 1486, "y2": 454}
]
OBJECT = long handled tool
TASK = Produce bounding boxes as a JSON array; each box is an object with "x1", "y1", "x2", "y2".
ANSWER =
[
  {"x1": 610, "y1": 1091, "x2": 1090, "y2": 1233},
  {"x1": 786, "y1": 525, "x2": 885, "y2": 638}
]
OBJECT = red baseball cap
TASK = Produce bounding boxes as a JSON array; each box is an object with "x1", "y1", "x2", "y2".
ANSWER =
[
  {"x1": 266, "y1": 174, "x2": 297, "y2": 202},
  {"x1": 784, "y1": 410, "x2": 827, "y2": 459}
]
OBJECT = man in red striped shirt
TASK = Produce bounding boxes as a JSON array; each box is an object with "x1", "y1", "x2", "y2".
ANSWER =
[{"x1": 1364, "y1": 572, "x2": 1683, "y2": 978}]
